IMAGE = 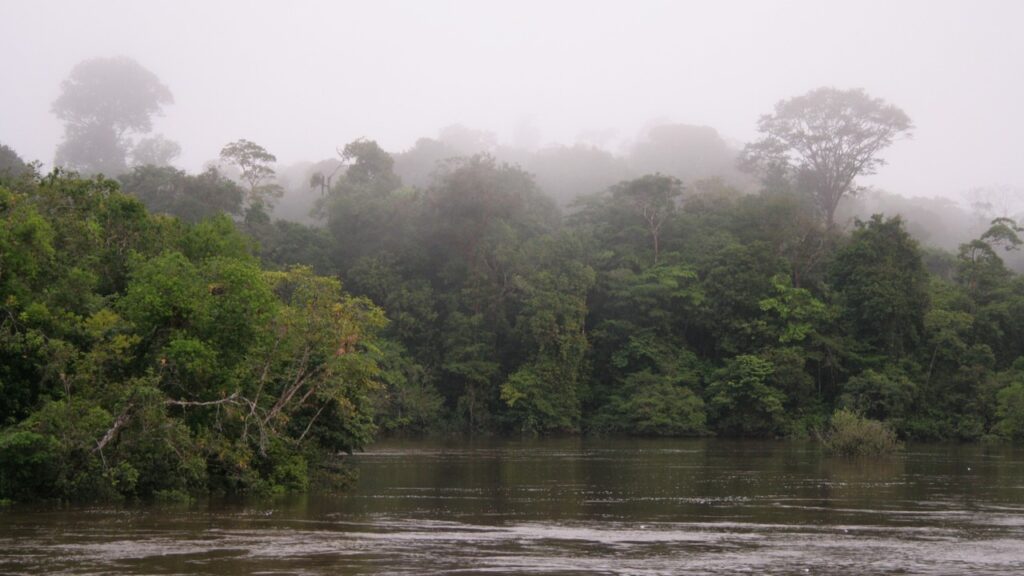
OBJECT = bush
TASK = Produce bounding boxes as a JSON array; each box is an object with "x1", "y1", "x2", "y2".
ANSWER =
[
  {"x1": 707, "y1": 355, "x2": 786, "y2": 437},
  {"x1": 586, "y1": 371, "x2": 706, "y2": 436},
  {"x1": 823, "y1": 409, "x2": 900, "y2": 456},
  {"x1": 994, "y1": 382, "x2": 1024, "y2": 441},
  {"x1": 0, "y1": 430, "x2": 61, "y2": 501},
  {"x1": 620, "y1": 375, "x2": 705, "y2": 436},
  {"x1": 839, "y1": 367, "x2": 916, "y2": 423}
]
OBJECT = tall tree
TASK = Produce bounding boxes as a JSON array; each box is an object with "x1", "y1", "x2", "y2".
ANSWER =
[
  {"x1": 53, "y1": 57, "x2": 173, "y2": 176},
  {"x1": 609, "y1": 174, "x2": 683, "y2": 265},
  {"x1": 320, "y1": 139, "x2": 408, "y2": 270},
  {"x1": 220, "y1": 139, "x2": 283, "y2": 217},
  {"x1": 740, "y1": 88, "x2": 912, "y2": 228}
]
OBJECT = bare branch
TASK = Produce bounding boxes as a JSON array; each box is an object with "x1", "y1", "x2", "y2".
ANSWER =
[{"x1": 165, "y1": 392, "x2": 240, "y2": 407}]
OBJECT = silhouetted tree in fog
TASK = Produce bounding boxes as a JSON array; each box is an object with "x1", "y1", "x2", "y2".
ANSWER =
[
  {"x1": 220, "y1": 139, "x2": 283, "y2": 220},
  {"x1": 740, "y1": 88, "x2": 912, "y2": 228},
  {"x1": 52, "y1": 57, "x2": 173, "y2": 176}
]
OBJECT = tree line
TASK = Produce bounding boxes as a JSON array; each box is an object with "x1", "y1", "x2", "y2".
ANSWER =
[{"x1": 1, "y1": 57, "x2": 1024, "y2": 502}]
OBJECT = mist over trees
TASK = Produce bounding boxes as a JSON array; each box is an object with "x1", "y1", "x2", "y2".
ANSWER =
[
  {"x1": 3, "y1": 57, "x2": 1024, "y2": 502},
  {"x1": 52, "y1": 57, "x2": 174, "y2": 176},
  {"x1": 219, "y1": 139, "x2": 284, "y2": 222},
  {"x1": 0, "y1": 143, "x2": 29, "y2": 178},
  {"x1": 740, "y1": 88, "x2": 914, "y2": 228},
  {"x1": 117, "y1": 165, "x2": 244, "y2": 223},
  {"x1": 130, "y1": 135, "x2": 181, "y2": 168}
]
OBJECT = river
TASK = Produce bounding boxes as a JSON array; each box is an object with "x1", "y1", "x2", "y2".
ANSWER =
[{"x1": 2, "y1": 438, "x2": 1023, "y2": 574}]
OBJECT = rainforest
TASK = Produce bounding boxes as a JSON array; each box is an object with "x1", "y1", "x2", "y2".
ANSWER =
[{"x1": 3, "y1": 73, "x2": 1024, "y2": 503}]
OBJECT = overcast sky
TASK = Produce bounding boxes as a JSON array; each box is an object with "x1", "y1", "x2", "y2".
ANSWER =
[{"x1": 1, "y1": 0, "x2": 1022, "y2": 201}]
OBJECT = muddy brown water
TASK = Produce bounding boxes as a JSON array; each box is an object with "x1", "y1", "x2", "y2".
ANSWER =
[{"x1": 2, "y1": 438, "x2": 1023, "y2": 575}]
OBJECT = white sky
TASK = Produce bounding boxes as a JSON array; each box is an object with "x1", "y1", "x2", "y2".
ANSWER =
[{"x1": 1, "y1": 0, "x2": 1022, "y2": 200}]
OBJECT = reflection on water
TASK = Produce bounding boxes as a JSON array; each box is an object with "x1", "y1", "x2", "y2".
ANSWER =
[{"x1": 2, "y1": 438, "x2": 1023, "y2": 574}]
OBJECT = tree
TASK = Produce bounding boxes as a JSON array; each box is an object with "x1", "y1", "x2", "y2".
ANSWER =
[
  {"x1": 220, "y1": 139, "x2": 283, "y2": 216},
  {"x1": 130, "y1": 135, "x2": 181, "y2": 167},
  {"x1": 609, "y1": 174, "x2": 683, "y2": 265},
  {"x1": 613, "y1": 372, "x2": 706, "y2": 436},
  {"x1": 526, "y1": 144, "x2": 630, "y2": 206},
  {"x1": 707, "y1": 354, "x2": 786, "y2": 436},
  {"x1": 630, "y1": 124, "x2": 745, "y2": 188},
  {"x1": 0, "y1": 170, "x2": 387, "y2": 500},
  {"x1": 118, "y1": 165, "x2": 244, "y2": 223},
  {"x1": 995, "y1": 378, "x2": 1024, "y2": 441},
  {"x1": 740, "y1": 88, "x2": 912, "y2": 228},
  {"x1": 955, "y1": 219, "x2": 1024, "y2": 368},
  {"x1": 53, "y1": 57, "x2": 173, "y2": 176},
  {"x1": 829, "y1": 215, "x2": 929, "y2": 361},
  {"x1": 700, "y1": 242, "x2": 788, "y2": 356},
  {"x1": 320, "y1": 139, "x2": 408, "y2": 269},
  {"x1": 759, "y1": 273, "x2": 826, "y2": 345},
  {"x1": 499, "y1": 234, "x2": 596, "y2": 434},
  {"x1": 392, "y1": 137, "x2": 458, "y2": 190},
  {"x1": 0, "y1": 143, "x2": 29, "y2": 179},
  {"x1": 339, "y1": 138, "x2": 402, "y2": 191},
  {"x1": 428, "y1": 154, "x2": 558, "y2": 272}
]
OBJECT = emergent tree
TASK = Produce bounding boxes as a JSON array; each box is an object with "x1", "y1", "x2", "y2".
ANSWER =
[
  {"x1": 220, "y1": 139, "x2": 283, "y2": 217},
  {"x1": 53, "y1": 57, "x2": 173, "y2": 176},
  {"x1": 740, "y1": 88, "x2": 912, "y2": 228}
]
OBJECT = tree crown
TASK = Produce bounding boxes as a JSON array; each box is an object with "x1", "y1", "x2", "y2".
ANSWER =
[
  {"x1": 52, "y1": 56, "x2": 173, "y2": 135},
  {"x1": 740, "y1": 87, "x2": 912, "y2": 226}
]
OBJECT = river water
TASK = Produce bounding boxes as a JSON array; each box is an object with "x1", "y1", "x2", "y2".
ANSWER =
[{"x1": 2, "y1": 438, "x2": 1023, "y2": 575}]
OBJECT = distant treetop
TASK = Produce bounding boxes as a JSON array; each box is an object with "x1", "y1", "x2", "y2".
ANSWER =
[{"x1": 740, "y1": 87, "x2": 912, "y2": 228}]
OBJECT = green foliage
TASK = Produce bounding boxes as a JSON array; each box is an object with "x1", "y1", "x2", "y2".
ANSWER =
[
  {"x1": 759, "y1": 274, "x2": 826, "y2": 344},
  {"x1": 320, "y1": 139, "x2": 412, "y2": 270},
  {"x1": 179, "y1": 214, "x2": 257, "y2": 261},
  {"x1": 10, "y1": 89, "x2": 1024, "y2": 502},
  {"x1": 0, "y1": 430, "x2": 61, "y2": 501},
  {"x1": 608, "y1": 174, "x2": 683, "y2": 264},
  {"x1": 220, "y1": 139, "x2": 283, "y2": 215},
  {"x1": 830, "y1": 215, "x2": 930, "y2": 362},
  {"x1": 501, "y1": 362, "x2": 577, "y2": 433},
  {"x1": 701, "y1": 242, "x2": 788, "y2": 356},
  {"x1": 994, "y1": 380, "x2": 1024, "y2": 441},
  {"x1": 840, "y1": 367, "x2": 916, "y2": 425},
  {"x1": 119, "y1": 165, "x2": 244, "y2": 222},
  {"x1": 371, "y1": 341, "x2": 443, "y2": 434},
  {"x1": 500, "y1": 234, "x2": 595, "y2": 434},
  {"x1": 0, "y1": 143, "x2": 30, "y2": 180},
  {"x1": 0, "y1": 173, "x2": 384, "y2": 502},
  {"x1": 611, "y1": 372, "x2": 705, "y2": 436},
  {"x1": 707, "y1": 355, "x2": 786, "y2": 436},
  {"x1": 824, "y1": 409, "x2": 900, "y2": 456},
  {"x1": 764, "y1": 346, "x2": 820, "y2": 429}
]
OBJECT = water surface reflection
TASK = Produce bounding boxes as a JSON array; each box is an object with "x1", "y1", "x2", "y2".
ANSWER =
[{"x1": 2, "y1": 438, "x2": 1023, "y2": 574}]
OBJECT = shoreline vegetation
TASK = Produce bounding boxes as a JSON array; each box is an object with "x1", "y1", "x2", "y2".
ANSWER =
[{"x1": 2, "y1": 65, "x2": 1024, "y2": 502}]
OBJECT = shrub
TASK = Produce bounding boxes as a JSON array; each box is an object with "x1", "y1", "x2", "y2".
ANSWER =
[
  {"x1": 0, "y1": 430, "x2": 61, "y2": 501},
  {"x1": 620, "y1": 373, "x2": 706, "y2": 436},
  {"x1": 707, "y1": 355, "x2": 786, "y2": 437},
  {"x1": 994, "y1": 382, "x2": 1024, "y2": 441},
  {"x1": 823, "y1": 409, "x2": 900, "y2": 456}
]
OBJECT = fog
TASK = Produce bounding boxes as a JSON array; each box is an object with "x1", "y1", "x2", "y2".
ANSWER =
[{"x1": 2, "y1": 0, "x2": 1023, "y2": 203}]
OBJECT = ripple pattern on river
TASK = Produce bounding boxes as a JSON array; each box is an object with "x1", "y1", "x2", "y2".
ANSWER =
[{"x1": 2, "y1": 438, "x2": 1023, "y2": 575}]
